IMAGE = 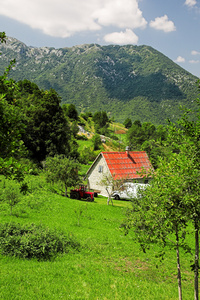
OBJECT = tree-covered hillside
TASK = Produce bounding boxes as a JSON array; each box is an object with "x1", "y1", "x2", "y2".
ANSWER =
[{"x1": 0, "y1": 37, "x2": 198, "y2": 124}]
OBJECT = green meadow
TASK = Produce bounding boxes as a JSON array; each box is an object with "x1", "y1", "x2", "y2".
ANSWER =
[{"x1": 0, "y1": 174, "x2": 195, "y2": 300}]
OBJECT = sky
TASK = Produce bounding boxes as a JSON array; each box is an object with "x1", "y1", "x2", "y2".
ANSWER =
[{"x1": 0, "y1": 0, "x2": 200, "y2": 78}]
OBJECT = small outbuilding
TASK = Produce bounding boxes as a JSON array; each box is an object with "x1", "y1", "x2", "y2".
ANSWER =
[{"x1": 86, "y1": 147, "x2": 152, "y2": 196}]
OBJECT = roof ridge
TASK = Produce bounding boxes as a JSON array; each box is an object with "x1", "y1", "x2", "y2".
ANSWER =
[{"x1": 102, "y1": 151, "x2": 146, "y2": 153}]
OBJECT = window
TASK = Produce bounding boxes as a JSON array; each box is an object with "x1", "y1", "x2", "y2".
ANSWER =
[{"x1": 98, "y1": 165, "x2": 103, "y2": 173}]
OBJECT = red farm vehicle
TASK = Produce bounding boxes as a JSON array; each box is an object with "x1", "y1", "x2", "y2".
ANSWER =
[{"x1": 70, "y1": 185, "x2": 94, "y2": 202}]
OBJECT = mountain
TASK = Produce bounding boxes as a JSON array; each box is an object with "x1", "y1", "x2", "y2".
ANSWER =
[{"x1": 0, "y1": 37, "x2": 199, "y2": 124}]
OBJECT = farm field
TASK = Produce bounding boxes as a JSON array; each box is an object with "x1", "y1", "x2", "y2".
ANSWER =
[{"x1": 0, "y1": 174, "x2": 195, "y2": 300}]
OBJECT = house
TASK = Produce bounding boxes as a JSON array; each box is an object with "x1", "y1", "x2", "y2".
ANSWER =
[{"x1": 86, "y1": 147, "x2": 153, "y2": 196}]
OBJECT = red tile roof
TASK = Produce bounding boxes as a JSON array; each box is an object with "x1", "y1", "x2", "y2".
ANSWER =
[{"x1": 102, "y1": 151, "x2": 152, "y2": 180}]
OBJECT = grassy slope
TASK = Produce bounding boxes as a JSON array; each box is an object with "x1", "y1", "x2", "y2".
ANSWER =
[{"x1": 0, "y1": 174, "x2": 195, "y2": 300}]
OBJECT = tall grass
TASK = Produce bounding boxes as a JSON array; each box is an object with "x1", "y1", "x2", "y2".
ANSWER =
[{"x1": 0, "y1": 175, "x2": 195, "y2": 299}]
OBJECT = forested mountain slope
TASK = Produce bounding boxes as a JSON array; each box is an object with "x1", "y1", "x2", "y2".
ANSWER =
[{"x1": 0, "y1": 37, "x2": 198, "y2": 124}]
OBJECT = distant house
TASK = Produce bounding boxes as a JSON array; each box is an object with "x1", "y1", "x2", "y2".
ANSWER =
[{"x1": 86, "y1": 147, "x2": 153, "y2": 196}]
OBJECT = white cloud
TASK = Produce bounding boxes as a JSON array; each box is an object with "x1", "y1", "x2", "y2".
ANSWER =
[
  {"x1": 175, "y1": 56, "x2": 186, "y2": 63},
  {"x1": 184, "y1": 0, "x2": 197, "y2": 7},
  {"x1": 189, "y1": 60, "x2": 200, "y2": 64},
  {"x1": 93, "y1": 0, "x2": 147, "y2": 29},
  {"x1": 0, "y1": 0, "x2": 147, "y2": 38},
  {"x1": 191, "y1": 50, "x2": 200, "y2": 55},
  {"x1": 104, "y1": 29, "x2": 139, "y2": 45},
  {"x1": 0, "y1": 0, "x2": 101, "y2": 38},
  {"x1": 149, "y1": 15, "x2": 176, "y2": 33}
]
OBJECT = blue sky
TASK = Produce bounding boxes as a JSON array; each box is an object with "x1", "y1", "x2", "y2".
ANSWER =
[{"x1": 0, "y1": 0, "x2": 200, "y2": 77}]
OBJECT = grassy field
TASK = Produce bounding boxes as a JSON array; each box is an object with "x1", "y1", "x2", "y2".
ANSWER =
[{"x1": 0, "y1": 174, "x2": 195, "y2": 300}]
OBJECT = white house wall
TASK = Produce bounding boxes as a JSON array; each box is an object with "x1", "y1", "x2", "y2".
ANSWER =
[{"x1": 87, "y1": 155, "x2": 111, "y2": 197}]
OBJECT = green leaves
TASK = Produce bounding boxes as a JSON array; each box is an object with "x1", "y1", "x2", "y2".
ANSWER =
[
  {"x1": 0, "y1": 184, "x2": 21, "y2": 215},
  {"x1": 45, "y1": 155, "x2": 81, "y2": 196},
  {"x1": 0, "y1": 32, "x2": 6, "y2": 44},
  {"x1": 0, "y1": 157, "x2": 25, "y2": 182},
  {"x1": 123, "y1": 99, "x2": 200, "y2": 299},
  {"x1": 126, "y1": 120, "x2": 167, "y2": 168},
  {"x1": 92, "y1": 134, "x2": 102, "y2": 151},
  {"x1": 0, "y1": 223, "x2": 80, "y2": 260},
  {"x1": 0, "y1": 96, "x2": 26, "y2": 160},
  {"x1": 0, "y1": 94, "x2": 26, "y2": 183},
  {"x1": 18, "y1": 85, "x2": 73, "y2": 161}
]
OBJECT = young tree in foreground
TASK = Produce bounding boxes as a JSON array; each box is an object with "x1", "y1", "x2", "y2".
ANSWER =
[
  {"x1": 45, "y1": 155, "x2": 81, "y2": 197},
  {"x1": 175, "y1": 99, "x2": 200, "y2": 300},
  {"x1": 123, "y1": 130, "x2": 200, "y2": 300},
  {"x1": 0, "y1": 185, "x2": 21, "y2": 215},
  {"x1": 100, "y1": 174, "x2": 128, "y2": 205}
]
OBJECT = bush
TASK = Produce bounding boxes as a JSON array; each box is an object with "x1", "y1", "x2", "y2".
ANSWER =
[
  {"x1": 20, "y1": 158, "x2": 41, "y2": 175},
  {"x1": 0, "y1": 185, "x2": 21, "y2": 215},
  {"x1": 0, "y1": 223, "x2": 80, "y2": 260}
]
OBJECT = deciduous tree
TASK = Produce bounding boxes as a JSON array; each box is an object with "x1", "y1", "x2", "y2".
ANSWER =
[
  {"x1": 100, "y1": 174, "x2": 129, "y2": 205},
  {"x1": 62, "y1": 103, "x2": 78, "y2": 120},
  {"x1": 123, "y1": 113, "x2": 200, "y2": 299},
  {"x1": 123, "y1": 117, "x2": 132, "y2": 128},
  {"x1": 0, "y1": 32, "x2": 26, "y2": 182},
  {"x1": 45, "y1": 155, "x2": 81, "y2": 197},
  {"x1": 18, "y1": 86, "x2": 72, "y2": 162}
]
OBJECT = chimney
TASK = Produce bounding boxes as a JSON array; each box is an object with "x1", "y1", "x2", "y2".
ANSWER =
[{"x1": 125, "y1": 146, "x2": 130, "y2": 156}]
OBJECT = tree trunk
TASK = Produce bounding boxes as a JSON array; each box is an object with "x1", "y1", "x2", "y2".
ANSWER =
[
  {"x1": 176, "y1": 229, "x2": 182, "y2": 300},
  {"x1": 194, "y1": 220, "x2": 199, "y2": 300},
  {"x1": 106, "y1": 188, "x2": 113, "y2": 205}
]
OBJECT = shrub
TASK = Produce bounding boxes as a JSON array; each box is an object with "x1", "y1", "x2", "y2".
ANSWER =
[
  {"x1": 0, "y1": 223, "x2": 80, "y2": 260},
  {"x1": 20, "y1": 158, "x2": 40, "y2": 175},
  {"x1": 0, "y1": 185, "x2": 21, "y2": 215}
]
